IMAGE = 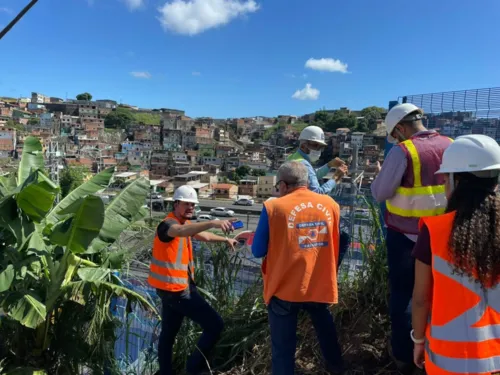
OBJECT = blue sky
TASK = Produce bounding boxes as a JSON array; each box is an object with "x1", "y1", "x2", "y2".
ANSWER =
[{"x1": 0, "y1": 0, "x2": 499, "y2": 118}]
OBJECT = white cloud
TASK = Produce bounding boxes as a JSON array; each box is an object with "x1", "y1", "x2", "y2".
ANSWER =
[
  {"x1": 292, "y1": 83, "x2": 320, "y2": 101},
  {"x1": 158, "y1": 0, "x2": 260, "y2": 36},
  {"x1": 0, "y1": 7, "x2": 13, "y2": 14},
  {"x1": 192, "y1": 71, "x2": 201, "y2": 76},
  {"x1": 122, "y1": 0, "x2": 144, "y2": 10},
  {"x1": 130, "y1": 71, "x2": 152, "y2": 79},
  {"x1": 305, "y1": 58, "x2": 349, "y2": 73}
]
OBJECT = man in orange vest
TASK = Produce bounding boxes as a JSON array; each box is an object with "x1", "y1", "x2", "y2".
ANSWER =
[
  {"x1": 148, "y1": 185, "x2": 238, "y2": 375},
  {"x1": 252, "y1": 161, "x2": 344, "y2": 375}
]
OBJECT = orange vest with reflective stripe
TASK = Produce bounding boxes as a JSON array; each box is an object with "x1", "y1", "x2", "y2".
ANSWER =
[
  {"x1": 148, "y1": 213, "x2": 194, "y2": 292},
  {"x1": 262, "y1": 188, "x2": 339, "y2": 305},
  {"x1": 420, "y1": 212, "x2": 500, "y2": 375}
]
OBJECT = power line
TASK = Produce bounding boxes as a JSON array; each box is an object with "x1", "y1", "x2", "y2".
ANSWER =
[{"x1": 0, "y1": 0, "x2": 40, "y2": 41}]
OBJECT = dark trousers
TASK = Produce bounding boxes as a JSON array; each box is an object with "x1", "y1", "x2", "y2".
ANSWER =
[
  {"x1": 338, "y1": 231, "x2": 350, "y2": 271},
  {"x1": 386, "y1": 228, "x2": 416, "y2": 364},
  {"x1": 157, "y1": 283, "x2": 224, "y2": 375},
  {"x1": 267, "y1": 297, "x2": 344, "y2": 375}
]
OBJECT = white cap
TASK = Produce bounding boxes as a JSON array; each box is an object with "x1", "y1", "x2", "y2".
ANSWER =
[
  {"x1": 385, "y1": 103, "x2": 424, "y2": 144},
  {"x1": 299, "y1": 125, "x2": 327, "y2": 146},
  {"x1": 436, "y1": 134, "x2": 500, "y2": 177},
  {"x1": 173, "y1": 185, "x2": 199, "y2": 204}
]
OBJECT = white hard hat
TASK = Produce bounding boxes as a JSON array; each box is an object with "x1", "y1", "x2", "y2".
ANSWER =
[
  {"x1": 385, "y1": 103, "x2": 424, "y2": 144},
  {"x1": 173, "y1": 185, "x2": 199, "y2": 204},
  {"x1": 299, "y1": 125, "x2": 327, "y2": 146},
  {"x1": 436, "y1": 134, "x2": 500, "y2": 177}
]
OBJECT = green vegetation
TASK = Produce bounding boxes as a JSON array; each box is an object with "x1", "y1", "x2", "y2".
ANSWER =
[
  {"x1": 28, "y1": 117, "x2": 40, "y2": 126},
  {"x1": 290, "y1": 121, "x2": 308, "y2": 132},
  {"x1": 105, "y1": 107, "x2": 161, "y2": 129},
  {"x1": 76, "y1": 92, "x2": 92, "y2": 101},
  {"x1": 133, "y1": 111, "x2": 161, "y2": 125},
  {"x1": 312, "y1": 106, "x2": 386, "y2": 133},
  {"x1": 104, "y1": 107, "x2": 135, "y2": 129},
  {"x1": 0, "y1": 137, "x2": 156, "y2": 374},
  {"x1": 59, "y1": 165, "x2": 90, "y2": 198},
  {"x1": 5, "y1": 119, "x2": 25, "y2": 132}
]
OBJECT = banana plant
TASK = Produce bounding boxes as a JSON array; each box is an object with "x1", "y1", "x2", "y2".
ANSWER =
[{"x1": 0, "y1": 136, "x2": 156, "y2": 374}]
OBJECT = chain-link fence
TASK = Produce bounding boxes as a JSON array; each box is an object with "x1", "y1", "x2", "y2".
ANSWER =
[{"x1": 400, "y1": 87, "x2": 500, "y2": 141}]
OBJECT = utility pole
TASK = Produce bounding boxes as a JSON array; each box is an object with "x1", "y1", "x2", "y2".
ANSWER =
[{"x1": 0, "y1": 0, "x2": 40, "y2": 40}]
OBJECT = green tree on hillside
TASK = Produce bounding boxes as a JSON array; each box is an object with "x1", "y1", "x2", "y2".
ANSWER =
[
  {"x1": 76, "y1": 92, "x2": 92, "y2": 101},
  {"x1": 28, "y1": 117, "x2": 40, "y2": 125},
  {"x1": 6, "y1": 119, "x2": 25, "y2": 132},
  {"x1": 235, "y1": 165, "x2": 251, "y2": 177},
  {"x1": 251, "y1": 169, "x2": 266, "y2": 176},
  {"x1": 104, "y1": 107, "x2": 134, "y2": 130},
  {"x1": 59, "y1": 166, "x2": 89, "y2": 198},
  {"x1": 361, "y1": 106, "x2": 386, "y2": 131}
]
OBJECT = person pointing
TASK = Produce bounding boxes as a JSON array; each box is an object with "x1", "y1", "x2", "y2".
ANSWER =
[{"x1": 149, "y1": 185, "x2": 238, "y2": 375}]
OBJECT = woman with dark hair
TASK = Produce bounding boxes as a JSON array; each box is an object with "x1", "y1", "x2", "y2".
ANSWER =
[{"x1": 411, "y1": 134, "x2": 500, "y2": 375}]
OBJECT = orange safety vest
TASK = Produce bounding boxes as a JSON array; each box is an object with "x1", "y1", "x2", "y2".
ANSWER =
[
  {"x1": 262, "y1": 187, "x2": 339, "y2": 305},
  {"x1": 148, "y1": 212, "x2": 195, "y2": 292},
  {"x1": 420, "y1": 212, "x2": 500, "y2": 375}
]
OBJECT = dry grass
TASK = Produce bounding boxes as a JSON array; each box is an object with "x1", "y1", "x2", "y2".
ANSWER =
[{"x1": 217, "y1": 287, "x2": 398, "y2": 375}]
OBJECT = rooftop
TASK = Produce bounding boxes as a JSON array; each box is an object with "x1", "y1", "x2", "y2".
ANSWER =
[{"x1": 115, "y1": 172, "x2": 138, "y2": 178}]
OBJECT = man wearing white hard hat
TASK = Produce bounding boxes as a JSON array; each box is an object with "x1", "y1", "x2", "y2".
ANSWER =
[
  {"x1": 148, "y1": 185, "x2": 238, "y2": 375},
  {"x1": 288, "y1": 125, "x2": 348, "y2": 194},
  {"x1": 370, "y1": 103, "x2": 453, "y2": 370},
  {"x1": 286, "y1": 125, "x2": 350, "y2": 269}
]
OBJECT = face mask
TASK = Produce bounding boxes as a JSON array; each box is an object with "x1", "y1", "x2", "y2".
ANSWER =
[{"x1": 308, "y1": 149, "x2": 321, "y2": 162}]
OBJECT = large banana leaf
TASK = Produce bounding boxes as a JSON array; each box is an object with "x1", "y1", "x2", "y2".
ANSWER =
[
  {"x1": 0, "y1": 264, "x2": 14, "y2": 293},
  {"x1": 17, "y1": 136, "x2": 44, "y2": 187},
  {"x1": 0, "y1": 196, "x2": 34, "y2": 246},
  {"x1": 3, "y1": 291, "x2": 47, "y2": 329},
  {"x1": 46, "y1": 167, "x2": 115, "y2": 224},
  {"x1": 88, "y1": 177, "x2": 149, "y2": 254},
  {"x1": 64, "y1": 279, "x2": 158, "y2": 316},
  {"x1": 0, "y1": 174, "x2": 17, "y2": 197},
  {"x1": 16, "y1": 171, "x2": 59, "y2": 223},
  {"x1": 50, "y1": 196, "x2": 105, "y2": 254}
]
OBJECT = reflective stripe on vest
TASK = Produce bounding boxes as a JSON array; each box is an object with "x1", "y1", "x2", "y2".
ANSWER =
[
  {"x1": 386, "y1": 138, "x2": 447, "y2": 218},
  {"x1": 149, "y1": 237, "x2": 191, "y2": 285},
  {"x1": 425, "y1": 342, "x2": 500, "y2": 374},
  {"x1": 426, "y1": 254, "x2": 500, "y2": 373}
]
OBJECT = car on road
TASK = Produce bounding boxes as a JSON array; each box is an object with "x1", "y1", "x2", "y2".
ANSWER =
[
  {"x1": 197, "y1": 214, "x2": 219, "y2": 222},
  {"x1": 210, "y1": 207, "x2": 235, "y2": 217},
  {"x1": 234, "y1": 198, "x2": 254, "y2": 206}
]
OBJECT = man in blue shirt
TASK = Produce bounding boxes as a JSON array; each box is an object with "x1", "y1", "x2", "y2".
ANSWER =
[
  {"x1": 254, "y1": 126, "x2": 350, "y2": 265},
  {"x1": 287, "y1": 125, "x2": 347, "y2": 194}
]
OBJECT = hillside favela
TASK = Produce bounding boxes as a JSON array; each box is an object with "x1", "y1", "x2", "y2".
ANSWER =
[{"x1": 1, "y1": 1, "x2": 500, "y2": 375}]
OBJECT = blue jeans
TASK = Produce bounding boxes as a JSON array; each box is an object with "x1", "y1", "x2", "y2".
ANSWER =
[
  {"x1": 157, "y1": 283, "x2": 224, "y2": 375},
  {"x1": 386, "y1": 228, "x2": 415, "y2": 364},
  {"x1": 267, "y1": 297, "x2": 344, "y2": 375}
]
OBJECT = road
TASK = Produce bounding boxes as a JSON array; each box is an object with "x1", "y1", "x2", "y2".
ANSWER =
[{"x1": 198, "y1": 199, "x2": 263, "y2": 213}]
